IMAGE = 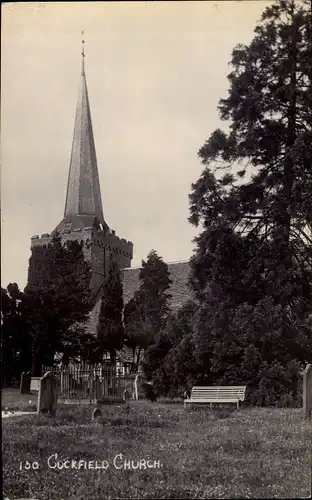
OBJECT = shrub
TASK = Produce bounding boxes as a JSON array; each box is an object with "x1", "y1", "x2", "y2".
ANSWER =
[{"x1": 141, "y1": 382, "x2": 157, "y2": 402}]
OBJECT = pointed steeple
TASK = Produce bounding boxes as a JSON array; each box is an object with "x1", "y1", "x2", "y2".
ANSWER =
[{"x1": 56, "y1": 34, "x2": 107, "y2": 232}]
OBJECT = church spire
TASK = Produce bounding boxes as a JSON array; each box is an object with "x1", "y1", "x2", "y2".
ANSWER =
[
  {"x1": 81, "y1": 30, "x2": 85, "y2": 75},
  {"x1": 61, "y1": 33, "x2": 106, "y2": 230}
]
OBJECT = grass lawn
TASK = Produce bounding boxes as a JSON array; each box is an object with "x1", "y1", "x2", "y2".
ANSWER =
[
  {"x1": 2, "y1": 388, "x2": 38, "y2": 412},
  {"x1": 2, "y1": 389, "x2": 312, "y2": 499}
]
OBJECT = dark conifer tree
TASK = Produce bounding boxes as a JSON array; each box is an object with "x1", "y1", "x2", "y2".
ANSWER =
[
  {"x1": 124, "y1": 250, "x2": 172, "y2": 370},
  {"x1": 1, "y1": 284, "x2": 30, "y2": 386},
  {"x1": 24, "y1": 233, "x2": 93, "y2": 374},
  {"x1": 96, "y1": 258, "x2": 124, "y2": 365},
  {"x1": 188, "y1": 0, "x2": 312, "y2": 404}
]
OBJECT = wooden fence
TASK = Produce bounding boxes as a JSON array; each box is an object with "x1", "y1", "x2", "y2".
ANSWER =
[{"x1": 42, "y1": 364, "x2": 135, "y2": 402}]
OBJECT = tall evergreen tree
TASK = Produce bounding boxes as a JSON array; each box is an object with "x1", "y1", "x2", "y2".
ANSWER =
[
  {"x1": 96, "y1": 258, "x2": 124, "y2": 365},
  {"x1": 1, "y1": 284, "x2": 30, "y2": 386},
  {"x1": 148, "y1": 300, "x2": 199, "y2": 395},
  {"x1": 138, "y1": 250, "x2": 173, "y2": 334},
  {"x1": 23, "y1": 233, "x2": 93, "y2": 374},
  {"x1": 124, "y1": 250, "x2": 172, "y2": 369},
  {"x1": 188, "y1": 0, "x2": 312, "y2": 404}
]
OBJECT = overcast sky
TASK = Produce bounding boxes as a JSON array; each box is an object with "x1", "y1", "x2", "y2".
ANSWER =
[{"x1": 1, "y1": 1, "x2": 271, "y2": 289}]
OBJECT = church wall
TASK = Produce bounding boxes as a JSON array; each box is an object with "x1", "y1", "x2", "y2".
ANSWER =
[
  {"x1": 91, "y1": 230, "x2": 133, "y2": 271},
  {"x1": 91, "y1": 229, "x2": 133, "y2": 297},
  {"x1": 31, "y1": 227, "x2": 133, "y2": 300}
]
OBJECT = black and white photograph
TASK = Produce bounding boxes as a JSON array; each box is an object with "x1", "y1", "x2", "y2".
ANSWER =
[{"x1": 1, "y1": 1, "x2": 312, "y2": 498}]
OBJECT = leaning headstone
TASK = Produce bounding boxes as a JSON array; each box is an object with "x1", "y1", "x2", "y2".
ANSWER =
[
  {"x1": 92, "y1": 408, "x2": 102, "y2": 421},
  {"x1": 303, "y1": 364, "x2": 312, "y2": 419},
  {"x1": 123, "y1": 389, "x2": 130, "y2": 402},
  {"x1": 37, "y1": 372, "x2": 58, "y2": 416},
  {"x1": 20, "y1": 371, "x2": 31, "y2": 394},
  {"x1": 94, "y1": 375, "x2": 102, "y2": 399}
]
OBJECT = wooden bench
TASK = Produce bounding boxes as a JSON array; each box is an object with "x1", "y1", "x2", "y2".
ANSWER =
[{"x1": 184, "y1": 386, "x2": 247, "y2": 409}]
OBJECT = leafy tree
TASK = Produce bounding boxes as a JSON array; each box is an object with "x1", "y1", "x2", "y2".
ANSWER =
[
  {"x1": 96, "y1": 258, "x2": 124, "y2": 365},
  {"x1": 123, "y1": 250, "x2": 172, "y2": 370},
  {"x1": 188, "y1": 0, "x2": 312, "y2": 404},
  {"x1": 24, "y1": 233, "x2": 93, "y2": 374}
]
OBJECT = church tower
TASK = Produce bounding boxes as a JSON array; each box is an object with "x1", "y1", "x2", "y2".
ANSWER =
[{"x1": 31, "y1": 39, "x2": 133, "y2": 301}]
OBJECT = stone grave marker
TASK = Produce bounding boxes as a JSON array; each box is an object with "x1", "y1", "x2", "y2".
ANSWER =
[
  {"x1": 37, "y1": 372, "x2": 58, "y2": 416},
  {"x1": 123, "y1": 389, "x2": 130, "y2": 402},
  {"x1": 20, "y1": 371, "x2": 31, "y2": 394},
  {"x1": 90, "y1": 375, "x2": 102, "y2": 399},
  {"x1": 92, "y1": 408, "x2": 102, "y2": 421}
]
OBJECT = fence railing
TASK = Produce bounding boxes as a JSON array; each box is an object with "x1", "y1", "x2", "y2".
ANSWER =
[{"x1": 42, "y1": 364, "x2": 136, "y2": 402}]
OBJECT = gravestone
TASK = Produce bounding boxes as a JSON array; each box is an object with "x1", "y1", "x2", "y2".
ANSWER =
[
  {"x1": 94, "y1": 376, "x2": 102, "y2": 399},
  {"x1": 92, "y1": 408, "x2": 102, "y2": 421},
  {"x1": 90, "y1": 375, "x2": 102, "y2": 399},
  {"x1": 37, "y1": 372, "x2": 58, "y2": 416},
  {"x1": 20, "y1": 371, "x2": 31, "y2": 394},
  {"x1": 123, "y1": 389, "x2": 130, "y2": 402},
  {"x1": 303, "y1": 364, "x2": 312, "y2": 419}
]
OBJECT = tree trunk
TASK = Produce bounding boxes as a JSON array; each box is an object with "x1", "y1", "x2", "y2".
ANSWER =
[
  {"x1": 280, "y1": 8, "x2": 298, "y2": 246},
  {"x1": 130, "y1": 346, "x2": 136, "y2": 373},
  {"x1": 136, "y1": 347, "x2": 142, "y2": 368},
  {"x1": 109, "y1": 349, "x2": 116, "y2": 371}
]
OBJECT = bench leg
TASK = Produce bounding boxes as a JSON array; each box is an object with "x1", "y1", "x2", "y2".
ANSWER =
[
  {"x1": 210, "y1": 402, "x2": 212, "y2": 410},
  {"x1": 237, "y1": 401, "x2": 239, "y2": 410}
]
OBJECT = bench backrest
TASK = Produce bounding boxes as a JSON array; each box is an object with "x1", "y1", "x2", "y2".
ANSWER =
[{"x1": 191, "y1": 386, "x2": 246, "y2": 401}]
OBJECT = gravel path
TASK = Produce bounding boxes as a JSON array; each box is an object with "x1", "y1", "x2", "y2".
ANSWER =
[{"x1": 2, "y1": 411, "x2": 37, "y2": 418}]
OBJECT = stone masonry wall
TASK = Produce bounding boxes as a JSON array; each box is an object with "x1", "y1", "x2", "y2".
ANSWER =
[{"x1": 31, "y1": 227, "x2": 133, "y2": 299}]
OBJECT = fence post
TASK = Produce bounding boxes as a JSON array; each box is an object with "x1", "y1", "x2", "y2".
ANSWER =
[{"x1": 303, "y1": 364, "x2": 312, "y2": 419}]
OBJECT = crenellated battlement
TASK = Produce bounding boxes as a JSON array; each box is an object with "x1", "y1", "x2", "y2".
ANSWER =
[
  {"x1": 31, "y1": 234, "x2": 51, "y2": 247},
  {"x1": 30, "y1": 226, "x2": 133, "y2": 280},
  {"x1": 91, "y1": 229, "x2": 133, "y2": 259}
]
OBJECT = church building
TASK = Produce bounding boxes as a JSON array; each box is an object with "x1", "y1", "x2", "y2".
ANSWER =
[{"x1": 30, "y1": 44, "x2": 191, "y2": 368}]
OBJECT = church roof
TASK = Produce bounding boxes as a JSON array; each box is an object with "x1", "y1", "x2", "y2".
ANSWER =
[
  {"x1": 55, "y1": 44, "x2": 107, "y2": 233},
  {"x1": 84, "y1": 260, "x2": 192, "y2": 338},
  {"x1": 122, "y1": 260, "x2": 192, "y2": 311}
]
